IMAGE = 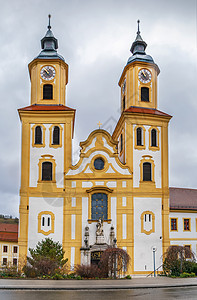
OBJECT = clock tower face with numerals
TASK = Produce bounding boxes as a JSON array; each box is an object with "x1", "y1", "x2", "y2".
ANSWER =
[
  {"x1": 138, "y1": 68, "x2": 152, "y2": 84},
  {"x1": 40, "y1": 66, "x2": 56, "y2": 81}
]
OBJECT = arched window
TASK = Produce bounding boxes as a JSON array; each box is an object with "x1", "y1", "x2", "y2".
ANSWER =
[
  {"x1": 120, "y1": 134, "x2": 123, "y2": 152},
  {"x1": 43, "y1": 84, "x2": 53, "y2": 99},
  {"x1": 151, "y1": 129, "x2": 157, "y2": 147},
  {"x1": 91, "y1": 193, "x2": 108, "y2": 220},
  {"x1": 143, "y1": 162, "x2": 152, "y2": 181},
  {"x1": 122, "y1": 96, "x2": 125, "y2": 111},
  {"x1": 141, "y1": 87, "x2": 149, "y2": 102},
  {"x1": 35, "y1": 126, "x2": 42, "y2": 144},
  {"x1": 53, "y1": 126, "x2": 60, "y2": 145},
  {"x1": 136, "y1": 127, "x2": 142, "y2": 146},
  {"x1": 42, "y1": 162, "x2": 52, "y2": 181}
]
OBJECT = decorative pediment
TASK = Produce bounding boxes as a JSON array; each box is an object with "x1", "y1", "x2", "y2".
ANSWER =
[{"x1": 66, "y1": 129, "x2": 132, "y2": 178}]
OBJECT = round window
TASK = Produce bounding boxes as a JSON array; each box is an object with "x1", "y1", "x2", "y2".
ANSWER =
[{"x1": 94, "y1": 158, "x2": 105, "y2": 170}]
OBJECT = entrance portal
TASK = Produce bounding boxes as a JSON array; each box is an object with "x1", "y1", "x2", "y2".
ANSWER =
[{"x1": 91, "y1": 251, "x2": 103, "y2": 265}]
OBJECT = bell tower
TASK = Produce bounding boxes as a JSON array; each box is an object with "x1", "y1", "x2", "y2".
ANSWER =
[
  {"x1": 18, "y1": 16, "x2": 75, "y2": 261},
  {"x1": 119, "y1": 20, "x2": 160, "y2": 112},
  {"x1": 28, "y1": 15, "x2": 68, "y2": 106},
  {"x1": 113, "y1": 21, "x2": 172, "y2": 275}
]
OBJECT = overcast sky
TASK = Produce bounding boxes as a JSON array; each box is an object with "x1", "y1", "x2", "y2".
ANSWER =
[{"x1": 0, "y1": 0, "x2": 196, "y2": 217}]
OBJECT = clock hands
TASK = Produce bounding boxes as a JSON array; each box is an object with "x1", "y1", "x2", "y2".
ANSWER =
[
  {"x1": 43, "y1": 67, "x2": 49, "y2": 75},
  {"x1": 41, "y1": 66, "x2": 56, "y2": 80},
  {"x1": 138, "y1": 69, "x2": 151, "y2": 83}
]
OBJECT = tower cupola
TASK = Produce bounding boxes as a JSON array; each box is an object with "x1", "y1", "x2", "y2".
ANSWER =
[
  {"x1": 35, "y1": 15, "x2": 64, "y2": 61},
  {"x1": 127, "y1": 20, "x2": 155, "y2": 65}
]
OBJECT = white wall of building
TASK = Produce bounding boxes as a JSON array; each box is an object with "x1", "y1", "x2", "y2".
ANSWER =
[
  {"x1": 28, "y1": 197, "x2": 64, "y2": 252},
  {"x1": 169, "y1": 211, "x2": 197, "y2": 256},
  {"x1": 133, "y1": 197, "x2": 163, "y2": 272}
]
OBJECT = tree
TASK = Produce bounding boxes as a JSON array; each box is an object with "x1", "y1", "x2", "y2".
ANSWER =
[
  {"x1": 23, "y1": 238, "x2": 68, "y2": 277},
  {"x1": 163, "y1": 245, "x2": 196, "y2": 276},
  {"x1": 99, "y1": 247, "x2": 130, "y2": 278}
]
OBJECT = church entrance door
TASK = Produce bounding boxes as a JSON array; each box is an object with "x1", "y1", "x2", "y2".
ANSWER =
[{"x1": 91, "y1": 251, "x2": 103, "y2": 265}]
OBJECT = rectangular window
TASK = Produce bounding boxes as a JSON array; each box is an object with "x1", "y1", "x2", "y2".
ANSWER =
[
  {"x1": 184, "y1": 219, "x2": 190, "y2": 231},
  {"x1": 3, "y1": 258, "x2": 7, "y2": 265},
  {"x1": 13, "y1": 258, "x2": 17, "y2": 266},
  {"x1": 3, "y1": 246, "x2": 8, "y2": 253},
  {"x1": 48, "y1": 217, "x2": 50, "y2": 226},
  {"x1": 13, "y1": 246, "x2": 18, "y2": 254},
  {"x1": 171, "y1": 218, "x2": 177, "y2": 231}
]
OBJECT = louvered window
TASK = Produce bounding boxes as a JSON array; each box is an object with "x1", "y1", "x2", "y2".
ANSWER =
[
  {"x1": 143, "y1": 162, "x2": 152, "y2": 181},
  {"x1": 151, "y1": 129, "x2": 157, "y2": 147},
  {"x1": 53, "y1": 126, "x2": 60, "y2": 145},
  {"x1": 42, "y1": 162, "x2": 52, "y2": 181},
  {"x1": 120, "y1": 134, "x2": 123, "y2": 152},
  {"x1": 137, "y1": 127, "x2": 143, "y2": 146},
  {"x1": 141, "y1": 87, "x2": 149, "y2": 102},
  {"x1": 43, "y1": 84, "x2": 53, "y2": 99},
  {"x1": 35, "y1": 126, "x2": 42, "y2": 144}
]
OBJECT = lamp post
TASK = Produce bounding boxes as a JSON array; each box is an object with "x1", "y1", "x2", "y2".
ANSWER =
[{"x1": 152, "y1": 247, "x2": 157, "y2": 277}]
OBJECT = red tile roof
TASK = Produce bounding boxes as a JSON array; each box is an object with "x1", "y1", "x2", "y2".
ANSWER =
[
  {"x1": 0, "y1": 223, "x2": 18, "y2": 242},
  {"x1": 18, "y1": 104, "x2": 76, "y2": 111},
  {"x1": 125, "y1": 106, "x2": 171, "y2": 117},
  {"x1": 170, "y1": 187, "x2": 197, "y2": 210}
]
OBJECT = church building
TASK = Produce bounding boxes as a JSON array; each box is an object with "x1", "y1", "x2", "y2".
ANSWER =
[{"x1": 17, "y1": 18, "x2": 197, "y2": 276}]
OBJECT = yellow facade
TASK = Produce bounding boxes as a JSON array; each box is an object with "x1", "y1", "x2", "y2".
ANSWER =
[{"x1": 18, "y1": 20, "x2": 176, "y2": 276}]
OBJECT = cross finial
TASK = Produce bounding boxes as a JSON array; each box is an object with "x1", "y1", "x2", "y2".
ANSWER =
[
  {"x1": 97, "y1": 121, "x2": 102, "y2": 129},
  {"x1": 48, "y1": 14, "x2": 51, "y2": 30},
  {"x1": 137, "y1": 19, "x2": 140, "y2": 34}
]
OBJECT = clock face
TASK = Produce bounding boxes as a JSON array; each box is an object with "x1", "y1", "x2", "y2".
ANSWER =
[
  {"x1": 40, "y1": 66, "x2": 56, "y2": 81},
  {"x1": 138, "y1": 69, "x2": 152, "y2": 84}
]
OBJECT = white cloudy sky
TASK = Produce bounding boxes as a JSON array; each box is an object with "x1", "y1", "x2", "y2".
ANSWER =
[{"x1": 0, "y1": 0, "x2": 196, "y2": 217}]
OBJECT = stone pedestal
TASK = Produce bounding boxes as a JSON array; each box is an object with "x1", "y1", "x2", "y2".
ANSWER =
[
  {"x1": 80, "y1": 248, "x2": 91, "y2": 265},
  {"x1": 96, "y1": 235, "x2": 105, "y2": 244}
]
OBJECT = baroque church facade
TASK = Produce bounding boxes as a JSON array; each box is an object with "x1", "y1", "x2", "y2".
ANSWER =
[{"x1": 17, "y1": 19, "x2": 197, "y2": 276}]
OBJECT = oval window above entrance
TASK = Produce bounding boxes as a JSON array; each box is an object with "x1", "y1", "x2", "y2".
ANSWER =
[{"x1": 94, "y1": 158, "x2": 104, "y2": 170}]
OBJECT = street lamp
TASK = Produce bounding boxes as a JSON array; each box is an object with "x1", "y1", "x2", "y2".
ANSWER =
[{"x1": 152, "y1": 246, "x2": 157, "y2": 277}]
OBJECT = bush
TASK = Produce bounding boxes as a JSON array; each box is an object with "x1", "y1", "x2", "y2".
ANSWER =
[
  {"x1": 75, "y1": 264, "x2": 104, "y2": 279},
  {"x1": 180, "y1": 272, "x2": 196, "y2": 278},
  {"x1": 163, "y1": 246, "x2": 196, "y2": 276},
  {"x1": 0, "y1": 265, "x2": 21, "y2": 278},
  {"x1": 23, "y1": 238, "x2": 68, "y2": 278},
  {"x1": 191, "y1": 263, "x2": 197, "y2": 275}
]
